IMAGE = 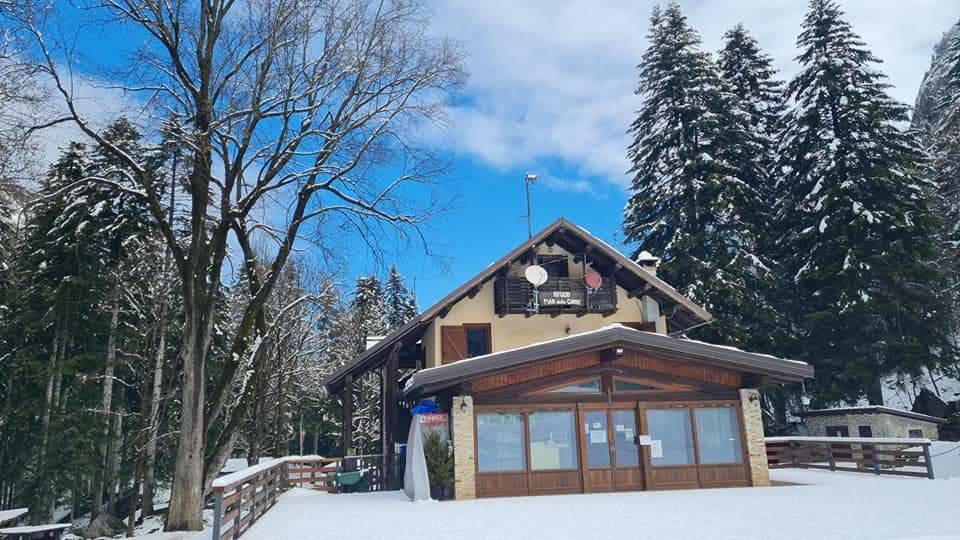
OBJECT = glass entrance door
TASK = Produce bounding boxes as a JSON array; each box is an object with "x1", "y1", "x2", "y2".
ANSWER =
[
  {"x1": 611, "y1": 409, "x2": 642, "y2": 490},
  {"x1": 580, "y1": 408, "x2": 643, "y2": 492}
]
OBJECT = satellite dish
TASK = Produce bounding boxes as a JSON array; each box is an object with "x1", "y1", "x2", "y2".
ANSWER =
[
  {"x1": 524, "y1": 265, "x2": 549, "y2": 287},
  {"x1": 583, "y1": 270, "x2": 602, "y2": 290}
]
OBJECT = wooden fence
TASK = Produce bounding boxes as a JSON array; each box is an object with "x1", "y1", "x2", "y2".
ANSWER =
[
  {"x1": 766, "y1": 437, "x2": 935, "y2": 479},
  {"x1": 209, "y1": 454, "x2": 405, "y2": 540}
]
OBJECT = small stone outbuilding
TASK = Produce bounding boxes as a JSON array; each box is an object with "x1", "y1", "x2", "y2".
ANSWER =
[{"x1": 800, "y1": 406, "x2": 945, "y2": 440}]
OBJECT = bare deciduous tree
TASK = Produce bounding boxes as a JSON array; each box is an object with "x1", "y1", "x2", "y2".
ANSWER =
[{"x1": 17, "y1": 0, "x2": 464, "y2": 529}]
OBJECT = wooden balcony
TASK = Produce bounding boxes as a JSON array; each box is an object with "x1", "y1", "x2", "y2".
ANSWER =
[{"x1": 494, "y1": 276, "x2": 617, "y2": 316}]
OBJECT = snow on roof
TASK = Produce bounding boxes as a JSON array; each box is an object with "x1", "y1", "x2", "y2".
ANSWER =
[
  {"x1": 404, "y1": 324, "x2": 811, "y2": 393},
  {"x1": 800, "y1": 406, "x2": 947, "y2": 423},
  {"x1": 766, "y1": 435, "x2": 933, "y2": 445},
  {"x1": 0, "y1": 523, "x2": 72, "y2": 534},
  {"x1": 404, "y1": 324, "x2": 628, "y2": 391},
  {"x1": 677, "y1": 338, "x2": 810, "y2": 366},
  {"x1": 0, "y1": 508, "x2": 27, "y2": 526}
]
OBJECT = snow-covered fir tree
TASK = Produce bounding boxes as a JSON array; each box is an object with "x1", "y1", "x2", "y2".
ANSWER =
[
  {"x1": 777, "y1": 0, "x2": 952, "y2": 405},
  {"x1": 914, "y1": 20, "x2": 960, "y2": 332},
  {"x1": 624, "y1": 3, "x2": 777, "y2": 350},
  {"x1": 717, "y1": 23, "x2": 786, "y2": 193},
  {"x1": 350, "y1": 275, "x2": 388, "y2": 349},
  {"x1": 384, "y1": 264, "x2": 418, "y2": 331},
  {"x1": 347, "y1": 275, "x2": 388, "y2": 454}
]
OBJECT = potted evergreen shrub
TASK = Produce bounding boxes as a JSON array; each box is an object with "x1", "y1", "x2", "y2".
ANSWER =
[{"x1": 423, "y1": 429, "x2": 454, "y2": 500}]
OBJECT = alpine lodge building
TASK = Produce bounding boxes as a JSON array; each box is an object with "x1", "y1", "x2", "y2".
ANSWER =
[{"x1": 321, "y1": 218, "x2": 813, "y2": 499}]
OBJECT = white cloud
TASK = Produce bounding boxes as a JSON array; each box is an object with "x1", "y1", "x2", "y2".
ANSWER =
[
  {"x1": 23, "y1": 71, "x2": 145, "y2": 179},
  {"x1": 430, "y1": 0, "x2": 958, "y2": 189}
]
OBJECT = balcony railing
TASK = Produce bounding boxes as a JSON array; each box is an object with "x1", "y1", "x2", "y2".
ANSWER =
[{"x1": 494, "y1": 276, "x2": 617, "y2": 316}]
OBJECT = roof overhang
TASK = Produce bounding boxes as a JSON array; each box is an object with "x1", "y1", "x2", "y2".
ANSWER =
[
  {"x1": 322, "y1": 217, "x2": 714, "y2": 395},
  {"x1": 403, "y1": 325, "x2": 813, "y2": 399}
]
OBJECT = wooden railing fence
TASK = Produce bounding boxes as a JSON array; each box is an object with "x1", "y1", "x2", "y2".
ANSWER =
[
  {"x1": 766, "y1": 437, "x2": 935, "y2": 479},
  {"x1": 209, "y1": 454, "x2": 405, "y2": 540}
]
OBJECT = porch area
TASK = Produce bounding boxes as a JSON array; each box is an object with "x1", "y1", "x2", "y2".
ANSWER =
[{"x1": 239, "y1": 468, "x2": 960, "y2": 540}]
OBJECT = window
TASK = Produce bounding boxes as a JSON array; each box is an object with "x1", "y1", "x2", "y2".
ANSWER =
[
  {"x1": 826, "y1": 426, "x2": 849, "y2": 437},
  {"x1": 477, "y1": 413, "x2": 525, "y2": 472},
  {"x1": 537, "y1": 255, "x2": 569, "y2": 278},
  {"x1": 858, "y1": 426, "x2": 873, "y2": 438},
  {"x1": 464, "y1": 324, "x2": 491, "y2": 358},
  {"x1": 647, "y1": 408, "x2": 696, "y2": 466},
  {"x1": 583, "y1": 410, "x2": 611, "y2": 468},
  {"x1": 908, "y1": 429, "x2": 924, "y2": 438},
  {"x1": 547, "y1": 378, "x2": 602, "y2": 394},
  {"x1": 694, "y1": 407, "x2": 743, "y2": 464},
  {"x1": 529, "y1": 411, "x2": 578, "y2": 470},
  {"x1": 613, "y1": 410, "x2": 639, "y2": 468},
  {"x1": 613, "y1": 378, "x2": 656, "y2": 392}
]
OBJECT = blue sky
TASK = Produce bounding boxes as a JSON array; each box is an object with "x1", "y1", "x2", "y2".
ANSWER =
[
  {"x1": 28, "y1": 0, "x2": 960, "y2": 308},
  {"x1": 367, "y1": 0, "x2": 960, "y2": 308}
]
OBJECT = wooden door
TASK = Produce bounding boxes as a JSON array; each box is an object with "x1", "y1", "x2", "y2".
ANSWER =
[
  {"x1": 580, "y1": 408, "x2": 614, "y2": 492},
  {"x1": 610, "y1": 408, "x2": 643, "y2": 490},
  {"x1": 578, "y1": 407, "x2": 644, "y2": 492}
]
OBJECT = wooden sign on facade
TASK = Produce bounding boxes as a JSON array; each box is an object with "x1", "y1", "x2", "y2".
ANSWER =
[{"x1": 540, "y1": 289, "x2": 585, "y2": 307}]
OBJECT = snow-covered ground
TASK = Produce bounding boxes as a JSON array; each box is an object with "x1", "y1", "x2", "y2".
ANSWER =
[
  {"x1": 239, "y1": 469, "x2": 960, "y2": 540},
  {"x1": 930, "y1": 440, "x2": 960, "y2": 479}
]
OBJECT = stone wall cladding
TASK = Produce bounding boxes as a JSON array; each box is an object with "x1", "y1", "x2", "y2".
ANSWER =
[
  {"x1": 451, "y1": 395, "x2": 476, "y2": 500},
  {"x1": 739, "y1": 388, "x2": 770, "y2": 487},
  {"x1": 803, "y1": 412, "x2": 940, "y2": 440}
]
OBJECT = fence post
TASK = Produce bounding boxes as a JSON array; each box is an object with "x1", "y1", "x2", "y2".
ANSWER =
[
  {"x1": 233, "y1": 485, "x2": 242, "y2": 538},
  {"x1": 790, "y1": 441, "x2": 799, "y2": 467},
  {"x1": 251, "y1": 473, "x2": 258, "y2": 522},
  {"x1": 922, "y1": 443, "x2": 935, "y2": 480},
  {"x1": 212, "y1": 490, "x2": 223, "y2": 540},
  {"x1": 827, "y1": 442, "x2": 836, "y2": 471}
]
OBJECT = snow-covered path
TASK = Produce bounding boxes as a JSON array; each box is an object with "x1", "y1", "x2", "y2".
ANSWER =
[{"x1": 243, "y1": 470, "x2": 960, "y2": 540}]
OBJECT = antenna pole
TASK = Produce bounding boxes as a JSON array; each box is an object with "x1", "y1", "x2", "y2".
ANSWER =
[{"x1": 524, "y1": 173, "x2": 537, "y2": 238}]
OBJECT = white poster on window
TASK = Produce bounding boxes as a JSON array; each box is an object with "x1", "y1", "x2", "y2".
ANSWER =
[
  {"x1": 637, "y1": 435, "x2": 651, "y2": 445},
  {"x1": 589, "y1": 430, "x2": 607, "y2": 444},
  {"x1": 651, "y1": 440, "x2": 663, "y2": 458},
  {"x1": 624, "y1": 428, "x2": 635, "y2": 440}
]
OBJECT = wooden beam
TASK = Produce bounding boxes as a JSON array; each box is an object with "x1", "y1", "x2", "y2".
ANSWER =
[
  {"x1": 467, "y1": 284, "x2": 483, "y2": 299},
  {"x1": 383, "y1": 343, "x2": 400, "y2": 486},
  {"x1": 627, "y1": 283, "x2": 653, "y2": 298},
  {"x1": 342, "y1": 375, "x2": 354, "y2": 455}
]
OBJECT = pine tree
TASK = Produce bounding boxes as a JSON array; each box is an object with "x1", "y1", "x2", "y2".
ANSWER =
[
  {"x1": 624, "y1": 3, "x2": 775, "y2": 349},
  {"x1": 717, "y1": 23, "x2": 786, "y2": 194},
  {"x1": 914, "y1": 20, "x2": 960, "y2": 386},
  {"x1": 384, "y1": 265, "x2": 418, "y2": 331},
  {"x1": 350, "y1": 275, "x2": 388, "y2": 351},
  {"x1": 347, "y1": 275, "x2": 388, "y2": 454},
  {"x1": 777, "y1": 0, "x2": 952, "y2": 405}
]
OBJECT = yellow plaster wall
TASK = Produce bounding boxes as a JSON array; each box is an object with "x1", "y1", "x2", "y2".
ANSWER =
[{"x1": 422, "y1": 245, "x2": 668, "y2": 368}]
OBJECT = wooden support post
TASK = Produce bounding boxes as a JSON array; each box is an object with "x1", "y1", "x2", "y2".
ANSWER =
[
  {"x1": 342, "y1": 375, "x2": 354, "y2": 455},
  {"x1": 923, "y1": 443, "x2": 935, "y2": 480},
  {"x1": 251, "y1": 474, "x2": 258, "y2": 523},
  {"x1": 233, "y1": 485, "x2": 241, "y2": 538},
  {"x1": 212, "y1": 491, "x2": 223, "y2": 540},
  {"x1": 384, "y1": 343, "x2": 401, "y2": 488},
  {"x1": 826, "y1": 442, "x2": 836, "y2": 471}
]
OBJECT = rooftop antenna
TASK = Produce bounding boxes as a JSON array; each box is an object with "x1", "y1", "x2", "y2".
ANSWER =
[{"x1": 523, "y1": 173, "x2": 538, "y2": 238}]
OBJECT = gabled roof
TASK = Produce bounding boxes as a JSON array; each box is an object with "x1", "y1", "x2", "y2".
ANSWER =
[
  {"x1": 403, "y1": 324, "x2": 813, "y2": 398},
  {"x1": 322, "y1": 217, "x2": 712, "y2": 394}
]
